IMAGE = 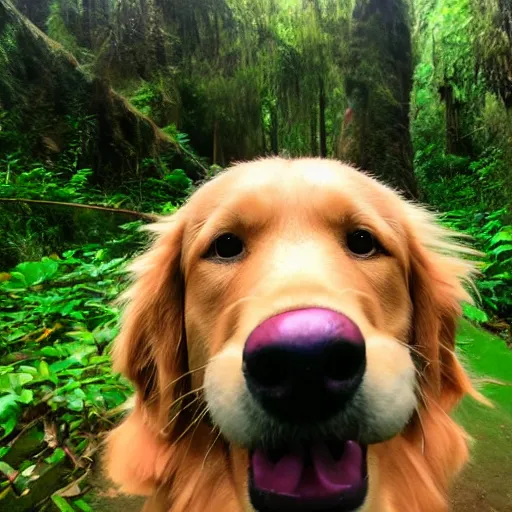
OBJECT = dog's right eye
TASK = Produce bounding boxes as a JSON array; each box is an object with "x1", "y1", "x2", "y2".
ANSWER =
[{"x1": 206, "y1": 233, "x2": 245, "y2": 260}]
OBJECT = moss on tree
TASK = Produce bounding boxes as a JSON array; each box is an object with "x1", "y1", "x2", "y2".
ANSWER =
[{"x1": 0, "y1": 0, "x2": 196, "y2": 189}]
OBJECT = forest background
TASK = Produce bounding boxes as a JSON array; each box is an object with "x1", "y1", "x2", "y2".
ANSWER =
[{"x1": 0, "y1": 0, "x2": 511, "y2": 510}]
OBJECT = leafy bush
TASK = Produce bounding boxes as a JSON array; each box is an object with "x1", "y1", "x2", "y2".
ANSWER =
[
  {"x1": 415, "y1": 146, "x2": 512, "y2": 327},
  {"x1": 0, "y1": 224, "x2": 144, "y2": 510},
  {"x1": 441, "y1": 207, "x2": 512, "y2": 325}
]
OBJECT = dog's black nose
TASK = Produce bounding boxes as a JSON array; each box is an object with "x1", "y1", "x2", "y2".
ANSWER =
[{"x1": 243, "y1": 308, "x2": 366, "y2": 423}]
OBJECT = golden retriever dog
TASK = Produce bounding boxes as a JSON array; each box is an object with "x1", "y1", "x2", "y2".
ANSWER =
[{"x1": 105, "y1": 157, "x2": 483, "y2": 512}]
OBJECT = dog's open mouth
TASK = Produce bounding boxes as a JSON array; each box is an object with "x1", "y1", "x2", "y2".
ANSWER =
[{"x1": 249, "y1": 439, "x2": 368, "y2": 511}]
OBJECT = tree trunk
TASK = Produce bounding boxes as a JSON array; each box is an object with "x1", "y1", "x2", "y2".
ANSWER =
[
  {"x1": 319, "y1": 77, "x2": 327, "y2": 157},
  {"x1": 80, "y1": 0, "x2": 92, "y2": 48},
  {"x1": 0, "y1": 0, "x2": 203, "y2": 188},
  {"x1": 478, "y1": 0, "x2": 512, "y2": 109},
  {"x1": 213, "y1": 120, "x2": 220, "y2": 164},
  {"x1": 310, "y1": 107, "x2": 318, "y2": 156},
  {"x1": 339, "y1": 0, "x2": 418, "y2": 198},
  {"x1": 439, "y1": 84, "x2": 473, "y2": 156},
  {"x1": 270, "y1": 105, "x2": 279, "y2": 155}
]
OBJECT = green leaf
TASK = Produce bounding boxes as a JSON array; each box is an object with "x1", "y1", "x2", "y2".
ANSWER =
[
  {"x1": 14, "y1": 258, "x2": 59, "y2": 287},
  {"x1": 40, "y1": 346, "x2": 61, "y2": 358},
  {"x1": 492, "y1": 272, "x2": 512, "y2": 280},
  {"x1": 2, "y1": 271, "x2": 27, "y2": 289},
  {"x1": 45, "y1": 447, "x2": 66, "y2": 465},
  {"x1": 74, "y1": 387, "x2": 87, "y2": 399},
  {"x1": 0, "y1": 461, "x2": 17, "y2": 480},
  {"x1": 20, "y1": 464, "x2": 36, "y2": 477},
  {"x1": 73, "y1": 499, "x2": 94, "y2": 512},
  {"x1": 0, "y1": 395, "x2": 20, "y2": 437},
  {"x1": 39, "y1": 360, "x2": 51, "y2": 378},
  {"x1": 0, "y1": 373, "x2": 33, "y2": 393},
  {"x1": 63, "y1": 249, "x2": 78, "y2": 259},
  {"x1": 51, "y1": 494, "x2": 77, "y2": 512},
  {"x1": 69, "y1": 419, "x2": 84, "y2": 432},
  {"x1": 16, "y1": 389, "x2": 34, "y2": 404},
  {"x1": 66, "y1": 330, "x2": 95, "y2": 344},
  {"x1": 66, "y1": 398, "x2": 84, "y2": 411},
  {"x1": 490, "y1": 229, "x2": 512, "y2": 246},
  {"x1": 490, "y1": 244, "x2": 512, "y2": 257},
  {"x1": 462, "y1": 303, "x2": 489, "y2": 324},
  {"x1": 0, "y1": 415, "x2": 18, "y2": 438},
  {"x1": 18, "y1": 365, "x2": 38, "y2": 375}
]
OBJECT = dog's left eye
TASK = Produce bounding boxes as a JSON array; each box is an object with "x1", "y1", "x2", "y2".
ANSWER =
[
  {"x1": 206, "y1": 233, "x2": 245, "y2": 260},
  {"x1": 346, "y1": 229, "x2": 380, "y2": 257}
]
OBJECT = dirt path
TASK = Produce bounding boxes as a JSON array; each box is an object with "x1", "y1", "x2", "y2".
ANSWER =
[
  {"x1": 451, "y1": 398, "x2": 512, "y2": 511},
  {"x1": 89, "y1": 321, "x2": 512, "y2": 512},
  {"x1": 450, "y1": 321, "x2": 512, "y2": 512}
]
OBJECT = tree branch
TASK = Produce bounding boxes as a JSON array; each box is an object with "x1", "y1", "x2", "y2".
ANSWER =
[{"x1": 0, "y1": 198, "x2": 158, "y2": 222}]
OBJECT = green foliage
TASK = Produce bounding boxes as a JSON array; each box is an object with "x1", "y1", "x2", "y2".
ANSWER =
[
  {"x1": 46, "y1": 1, "x2": 91, "y2": 62},
  {"x1": 416, "y1": 143, "x2": 512, "y2": 323},
  {"x1": 412, "y1": 0, "x2": 512, "y2": 327},
  {"x1": 0, "y1": 226, "x2": 142, "y2": 509},
  {"x1": 440, "y1": 205, "x2": 512, "y2": 323},
  {"x1": 0, "y1": 107, "x2": 193, "y2": 267}
]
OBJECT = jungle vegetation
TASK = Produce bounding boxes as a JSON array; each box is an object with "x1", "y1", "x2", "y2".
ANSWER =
[{"x1": 0, "y1": 0, "x2": 511, "y2": 510}]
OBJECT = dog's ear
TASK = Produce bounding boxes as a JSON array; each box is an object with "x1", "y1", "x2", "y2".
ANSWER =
[
  {"x1": 374, "y1": 205, "x2": 489, "y2": 512},
  {"x1": 401, "y1": 205, "x2": 489, "y2": 498},
  {"x1": 112, "y1": 213, "x2": 188, "y2": 421},
  {"x1": 406, "y1": 205, "x2": 480, "y2": 409},
  {"x1": 105, "y1": 212, "x2": 190, "y2": 494}
]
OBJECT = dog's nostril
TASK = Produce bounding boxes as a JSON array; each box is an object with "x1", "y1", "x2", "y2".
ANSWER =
[
  {"x1": 323, "y1": 343, "x2": 364, "y2": 385},
  {"x1": 243, "y1": 308, "x2": 366, "y2": 423},
  {"x1": 244, "y1": 349, "x2": 289, "y2": 390}
]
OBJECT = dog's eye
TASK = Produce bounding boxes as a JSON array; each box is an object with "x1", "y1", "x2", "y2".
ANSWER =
[
  {"x1": 346, "y1": 229, "x2": 379, "y2": 257},
  {"x1": 211, "y1": 233, "x2": 244, "y2": 260}
]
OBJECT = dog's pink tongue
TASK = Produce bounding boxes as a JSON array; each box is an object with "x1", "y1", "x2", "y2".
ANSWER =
[
  {"x1": 311, "y1": 441, "x2": 363, "y2": 493},
  {"x1": 252, "y1": 441, "x2": 363, "y2": 498},
  {"x1": 252, "y1": 446, "x2": 304, "y2": 495}
]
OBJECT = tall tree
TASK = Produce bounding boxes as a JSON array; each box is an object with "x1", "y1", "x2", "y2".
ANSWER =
[
  {"x1": 0, "y1": 0, "x2": 200, "y2": 188},
  {"x1": 473, "y1": 0, "x2": 512, "y2": 109},
  {"x1": 339, "y1": 0, "x2": 418, "y2": 198}
]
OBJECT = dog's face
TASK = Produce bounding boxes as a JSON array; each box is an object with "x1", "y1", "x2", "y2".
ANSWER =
[
  {"x1": 107, "y1": 158, "x2": 479, "y2": 512},
  {"x1": 189, "y1": 159, "x2": 415, "y2": 511}
]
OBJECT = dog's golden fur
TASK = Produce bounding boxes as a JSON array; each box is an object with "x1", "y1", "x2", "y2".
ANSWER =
[{"x1": 105, "y1": 158, "x2": 484, "y2": 512}]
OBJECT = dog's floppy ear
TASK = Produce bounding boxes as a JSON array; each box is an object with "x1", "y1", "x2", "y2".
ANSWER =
[
  {"x1": 112, "y1": 212, "x2": 188, "y2": 419},
  {"x1": 105, "y1": 212, "x2": 189, "y2": 495},
  {"x1": 406, "y1": 205, "x2": 480, "y2": 409},
  {"x1": 374, "y1": 204, "x2": 487, "y2": 511},
  {"x1": 384, "y1": 204, "x2": 488, "y2": 510}
]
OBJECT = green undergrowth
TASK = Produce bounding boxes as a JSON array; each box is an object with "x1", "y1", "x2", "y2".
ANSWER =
[
  {"x1": 0, "y1": 226, "x2": 145, "y2": 511},
  {"x1": 418, "y1": 149, "x2": 512, "y2": 329},
  {"x1": 452, "y1": 320, "x2": 512, "y2": 512},
  {"x1": 456, "y1": 319, "x2": 512, "y2": 414}
]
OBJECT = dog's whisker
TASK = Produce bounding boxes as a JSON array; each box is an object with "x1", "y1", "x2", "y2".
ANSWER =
[
  {"x1": 396, "y1": 339, "x2": 427, "y2": 360},
  {"x1": 146, "y1": 365, "x2": 208, "y2": 407},
  {"x1": 160, "y1": 395, "x2": 203, "y2": 435},
  {"x1": 174, "y1": 407, "x2": 210, "y2": 445},
  {"x1": 168, "y1": 363, "x2": 208, "y2": 388},
  {"x1": 415, "y1": 406, "x2": 427, "y2": 456},
  {"x1": 182, "y1": 405, "x2": 211, "y2": 461},
  {"x1": 167, "y1": 385, "x2": 205, "y2": 410},
  {"x1": 201, "y1": 429, "x2": 222, "y2": 470},
  {"x1": 144, "y1": 365, "x2": 207, "y2": 408}
]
